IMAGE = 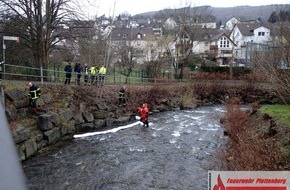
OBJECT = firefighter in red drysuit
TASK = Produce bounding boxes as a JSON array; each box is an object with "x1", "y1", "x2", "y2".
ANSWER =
[{"x1": 138, "y1": 103, "x2": 149, "y2": 127}]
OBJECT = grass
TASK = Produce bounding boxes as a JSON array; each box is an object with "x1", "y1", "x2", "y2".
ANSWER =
[
  {"x1": 1, "y1": 81, "x2": 24, "y2": 89},
  {"x1": 259, "y1": 104, "x2": 290, "y2": 125}
]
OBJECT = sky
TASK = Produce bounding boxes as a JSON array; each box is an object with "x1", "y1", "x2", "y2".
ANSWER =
[{"x1": 82, "y1": 0, "x2": 290, "y2": 17}]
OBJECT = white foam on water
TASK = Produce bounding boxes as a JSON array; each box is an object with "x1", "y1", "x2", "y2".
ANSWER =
[
  {"x1": 192, "y1": 110, "x2": 211, "y2": 114},
  {"x1": 213, "y1": 107, "x2": 226, "y2": 113},
  {"x1": 204, "y1": 151, "x2": 210, "y2": 155},
  {"x1": 99, "y1": 137, "x2": 107, "y2": 141},
  {"x1": 200, "y1": 124, "x2": 220, "y2": 131},
  {"x1": 75, "y1": 161, "x2": 82, "y2": 165},
  {"x1": 192, "y1": 147, "x2": 200, "y2": 154},
  {"x1": 170, "y1": 139, "x2": 177, "y2": 144},
  {"x1": 174, "y1": 144, "x2": 181, "y2": 149},
  {"x1": 172, "y1": 131, "x2": 181, "y2": 137},
  {"x1": 152, "y1": 126, "x2": 163, "y2": 131},
  {"x1": 184, "y1": 129, "x2": 192, "y2": 134},
  {"x1": 200, "y1": 128, "x2": 219, "y2": 131},
  {"x1": 129, "y1": 147, "x2": 146, "y2": 152},
  {"x1": 152, "y1": 132, "x2": 161, "y2": 138}
]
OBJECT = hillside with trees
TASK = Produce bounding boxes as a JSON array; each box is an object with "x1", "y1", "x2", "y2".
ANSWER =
[{"x1": 135, "y1": 4, "x2": 290, "y2": 25}]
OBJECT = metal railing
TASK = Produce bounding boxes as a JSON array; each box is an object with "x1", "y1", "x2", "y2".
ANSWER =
[{"x1": 1, "y1": 63, "x2": 188, "y2": 85}]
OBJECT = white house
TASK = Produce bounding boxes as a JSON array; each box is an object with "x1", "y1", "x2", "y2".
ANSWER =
[
  {"x1": 210, "y1": 33, "x2": 236, "y2": 66},
  {"x1": 230, "y1": 23, "x2": 273, "y2": 64},
  {"x1": 225, "y1": 17, "x2": 240, "y2": 30},
  {"x1": 163, "y1": 18, "x2": 177, "y2": 30}
]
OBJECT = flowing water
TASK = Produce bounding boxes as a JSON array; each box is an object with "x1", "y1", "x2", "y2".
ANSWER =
[{"x1": 23, "y1": 105, "x2": 228, "y2": 190}]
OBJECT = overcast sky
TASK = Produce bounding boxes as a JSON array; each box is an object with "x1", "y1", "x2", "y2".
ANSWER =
[{"x1": 82, "y1": 0, "x2": 290, "y2": 17}]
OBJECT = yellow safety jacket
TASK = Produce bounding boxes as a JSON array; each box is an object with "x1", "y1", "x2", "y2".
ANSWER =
[
  {"x1": 89, "y1": 67, "x2": 96, "y2": 75},
  {"x1": 99, "y1": 66, "x2": 106, "y2": 75},
  {"x1": 29, "y1": 85, "x2": 41, "y2": 100}
]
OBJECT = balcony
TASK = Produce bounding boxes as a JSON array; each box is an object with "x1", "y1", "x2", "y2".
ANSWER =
[
  {"x1": 210, "y1": 45, "x2": 218, "y2": 51},
  {"x1": 218, "y1": 50, "x2": 233, "y2": 58}
]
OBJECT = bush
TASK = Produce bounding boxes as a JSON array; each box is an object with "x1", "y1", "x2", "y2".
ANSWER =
[{"x1": 221, "y1": 98, "x2": 287, "y2": 170}]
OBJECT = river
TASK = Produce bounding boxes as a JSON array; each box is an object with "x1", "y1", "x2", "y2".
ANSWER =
[{"x1": 23, "y1": 105, "x2": 227, "y2": 190}]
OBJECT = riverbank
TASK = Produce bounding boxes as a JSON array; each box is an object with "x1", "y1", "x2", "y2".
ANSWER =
[
  {"x1": 220, "y1": 99, "x2": 290, "y2": 170},
  {"x1": 3, "y1": 81, "x2": 281, "y2": 161}
]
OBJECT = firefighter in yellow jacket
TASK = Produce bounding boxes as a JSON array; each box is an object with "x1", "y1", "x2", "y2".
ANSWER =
[
  {"x1": 98, "y1": 65, "x2": 106, "y2": 86},
  {"x1": 89, "y1": 65, "x2": 96, "y2": 85},
  {"x1": 28, "y1": 82, "x2": 41, "y2": 113}
]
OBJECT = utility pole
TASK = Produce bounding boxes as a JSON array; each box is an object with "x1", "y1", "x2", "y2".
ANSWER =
[
  {"x1": 0, "y1": 80, "x2": 4, "y2": 107},
  {"x1": 2, "y1": 36, "x2": 19, "y2": 79}
]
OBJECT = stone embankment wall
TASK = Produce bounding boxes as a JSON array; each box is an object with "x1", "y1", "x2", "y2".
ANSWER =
[
  {"x1": 5, "y1": 86, "x2": 183, "y2": 161},
  {"x1": 3, "y1": 84, "x2": 281, "y2": 161}
]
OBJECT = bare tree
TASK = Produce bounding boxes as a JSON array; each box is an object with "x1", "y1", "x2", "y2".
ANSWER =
[
  {"x1": 157, "y1": 2, "x2": 212, "y2": 79},
  {"x1": 156, "y1": 33, "x2": 177, "y2": 75},
  {"x1": 251, "y1": 22, "x2": 290, "y2": 103},
  {"x1": 72, "y1": 20, "x2": 107, "y2": 68},
  {"x1": 0, "y1": 0, "x2": 83, "y2": 70},
  {"x1": 111, "y1": 26, "x2": 158, "y2": 83},
  {"x1": 113, "y1": 41, "x2": 135, "y2": 84}
]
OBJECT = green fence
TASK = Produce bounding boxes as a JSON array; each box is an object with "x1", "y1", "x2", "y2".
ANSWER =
[{"x1": 2, "y1": 63, "x2": 185, "y2": 85}]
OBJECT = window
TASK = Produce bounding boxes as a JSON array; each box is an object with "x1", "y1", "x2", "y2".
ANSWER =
[
  {"x1": 137, "y1": 33, "x2": 142, "y2": 39},
  {"x1": 219, "y1": 37, "x2": 230, "y2": 48},
  {"x1": 258, "y1": 32, "x2": 265, "y2": 36}
]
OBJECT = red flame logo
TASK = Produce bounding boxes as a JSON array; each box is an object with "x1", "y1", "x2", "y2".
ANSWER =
[{"x1": 213, "y1": 174, "x2": 226, "y2": 190}]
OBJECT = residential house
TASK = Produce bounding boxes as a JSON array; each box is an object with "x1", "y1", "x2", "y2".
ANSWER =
[
  {"x1": 225, "y1": 17, "x2": 260, "y2": 30},
  {"x1": 129, "y1": 19, "x2": 139, "y2": 28},
  {"x1": 163, "y1": 18, "x2": 178, "y2": 30},
  {"x1": 110, "y1": 28, "x2": 158, "y2": 64},
  {"x1": 192, "y1": 29, "x2": 236, "y2": 66},
  {"x1": 192, "y1": 15, "x2": 217, "y2": 29},
  {"x1": 209, "y1": 32, "x2": 236, "y2": 66},
  {"x1": 96, "y1": 15, "x2": 112, "y2": 27},
  {"x1": 225, "y1": 17, "x2": 240, "y2": 30},
  {"x1": 230, "y1": 23, "x2": 273, "y2": 65},
  {"x1": 135, "y1": 18, "x2": 151, "y2": 28},
  {"x1": 173, "y1": 27, "x2": 194, "y2": 61},
  {"x1": 114, "y1": 19, "x2": 130, "y2": 28}
]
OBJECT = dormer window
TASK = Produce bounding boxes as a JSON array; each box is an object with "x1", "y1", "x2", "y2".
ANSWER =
[
  {"x1": 137, "y1": 33, "x2": 142, "y2": 39},
  {"x1": 258, "y1": 32, "x2": 265, "y2": 36}
]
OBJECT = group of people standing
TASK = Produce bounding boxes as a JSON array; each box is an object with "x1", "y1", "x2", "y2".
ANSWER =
[{"x1": 64, "y1": 62, "x2": 106, "y2": 86}]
